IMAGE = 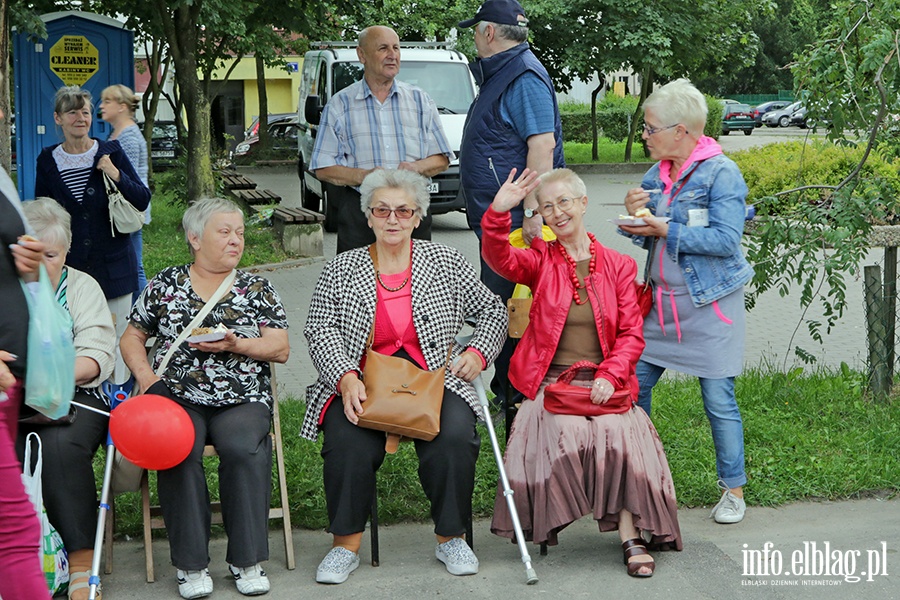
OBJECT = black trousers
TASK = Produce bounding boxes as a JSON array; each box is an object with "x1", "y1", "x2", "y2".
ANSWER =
[
  {"x1": 331, "y1": 184, "x2": 433, "y2": 254},
  {"x1": 149, "y1": 381, "x2": 272, "y2": 570},
  {"x1": 17, "y1": 390, "x2": 109, "y2": 552},
  {"x1": 321, "y1": 383, "x2": 480, "y2": 537}
]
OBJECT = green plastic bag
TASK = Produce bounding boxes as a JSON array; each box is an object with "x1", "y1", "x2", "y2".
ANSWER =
[{"x1": 23, "y1": 264, "x2": 75, "y2": 419}]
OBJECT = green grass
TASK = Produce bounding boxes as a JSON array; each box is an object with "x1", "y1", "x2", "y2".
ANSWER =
[
  {"x1": 563, "y1": 140, "x2": 655, "y2": 164},
  {"x1": 142, "y1": 177, "x2": 289, "y2": 279},
  {"x1": 102, "y1": 367, "x2": 899, "y2": 538}
]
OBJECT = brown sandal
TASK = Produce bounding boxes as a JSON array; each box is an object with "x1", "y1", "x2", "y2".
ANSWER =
[{"x1": 622, "y1": 538, "x2": 655, "y2": 578}]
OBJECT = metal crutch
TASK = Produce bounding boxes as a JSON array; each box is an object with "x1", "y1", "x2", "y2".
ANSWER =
[
  {"x1": 454, "y1": 328, "x2": 538, "y2": 585},
  {"x1": 82, "y1": 379, "x2": 133, "y2": 600},
  {"x1": 471, "y1": 374, "x2": 538, "y2": 584}
]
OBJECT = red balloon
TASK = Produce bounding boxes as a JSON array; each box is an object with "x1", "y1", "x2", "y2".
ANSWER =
[{"x1": 109, "y1": 394, "x2": 195, "y2": 470}]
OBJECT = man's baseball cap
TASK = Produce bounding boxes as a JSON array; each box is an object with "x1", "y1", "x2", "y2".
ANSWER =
[{"x1": 458, "y1": 0, "x2": 529, "y2": 29}]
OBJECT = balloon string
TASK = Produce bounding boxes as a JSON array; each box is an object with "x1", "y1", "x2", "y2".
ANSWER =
[{"x1": 72, "y1": 400, "x2": 111, "y2": 417}]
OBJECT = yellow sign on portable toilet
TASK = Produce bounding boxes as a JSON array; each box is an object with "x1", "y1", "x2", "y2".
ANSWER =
[{"x1": 49, "y1": 35, "x2": 100, "y2": 86}]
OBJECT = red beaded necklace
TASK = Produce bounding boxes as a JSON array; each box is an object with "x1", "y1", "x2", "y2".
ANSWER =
[{"x1": 556, "y1": 232, "x2": 597, "y2": 305}]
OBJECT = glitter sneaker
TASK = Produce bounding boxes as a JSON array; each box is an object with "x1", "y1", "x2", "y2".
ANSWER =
[
  {"x1": 435, "y1": 537, "x2": 479, "y2": 575},
  {"x1": 315, "y1": 547, "x2": 360, "y2": 584}
]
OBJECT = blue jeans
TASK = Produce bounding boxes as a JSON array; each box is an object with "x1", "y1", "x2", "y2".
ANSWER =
[{"x1": 636, "y1": 359, "x2": 747, "y2": 489}]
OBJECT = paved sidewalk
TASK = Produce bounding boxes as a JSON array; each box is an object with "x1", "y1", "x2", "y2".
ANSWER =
[{"x1": 100, "y1": 497, "x2": 897, "y2": 599}]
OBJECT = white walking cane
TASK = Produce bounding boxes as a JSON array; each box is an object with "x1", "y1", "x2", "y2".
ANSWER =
[{"x1": 455, "y1": 331, "x2": 538, "y2": 584}]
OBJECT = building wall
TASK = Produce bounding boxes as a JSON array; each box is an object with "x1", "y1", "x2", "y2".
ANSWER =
[{"x1": 208, "y1": 56, "x2": 303, "y2": 127}]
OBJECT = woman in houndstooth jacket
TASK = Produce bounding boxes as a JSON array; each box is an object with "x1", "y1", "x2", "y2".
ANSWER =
[{"x1": 304, "y1": 169, "x2": 507, "y2": 584}]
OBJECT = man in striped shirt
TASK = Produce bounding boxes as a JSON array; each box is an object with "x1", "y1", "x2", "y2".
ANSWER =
[{"x1": 310, "y1": 26, "x2": 454, "y2": 253}]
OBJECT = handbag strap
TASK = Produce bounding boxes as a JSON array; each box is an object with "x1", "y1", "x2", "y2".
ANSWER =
[
  {"x1": 556, "y1": 360, "x2": 601, "y2": 384},
  {"x1": 102, "y1": 171, "x2": 117, "y2": 194},
  {"x1": 641, "y1": 164, "x2": 699, "y2": 289},
  {"x1": 156, "y1": 269, "x2": 237, "y2": 375},
  {"x1": 366, "y1": 244, "x2": 453, "y2": 368}
]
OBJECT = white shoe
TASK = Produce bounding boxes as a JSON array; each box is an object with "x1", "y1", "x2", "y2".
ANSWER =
[
  {"x1": 435, "y1": 537, "x2": 479, "y2": 575},
  {"x1": 176, "y1": 568, "x2": 213, "y2": 599},
  {"x1": 229, "y1": 563, "x2": 270, "y2": 596},
  {"x1": 709, "y1": 481, "x2": 746, "y2": 524},
  {"x1": 316, "y1": 547, "x2": 360, "y2": 584}
]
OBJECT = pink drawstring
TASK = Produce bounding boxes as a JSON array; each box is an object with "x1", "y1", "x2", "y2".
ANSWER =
[
  {"x1": 712, "y1": 300, "x2": 733, "y2": 325},
  {"x1": 669, "y1": 293, "x2": 682, "y2": 342},
  {"x1": 653, "y1": 243, "x2": 682, "y2": 342}
]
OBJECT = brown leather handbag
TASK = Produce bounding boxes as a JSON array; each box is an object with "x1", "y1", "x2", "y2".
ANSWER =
[
  {"x1": 543, "y1": 361, "x2": 633, "y2": 417},
  {"x1": 357, "y1": 245, "x2": 451, "y2": 452}
]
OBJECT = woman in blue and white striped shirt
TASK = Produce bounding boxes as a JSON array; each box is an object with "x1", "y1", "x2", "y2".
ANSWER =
[{"x1": 34, "y1": 85, "x2": 150, "y2": 385}]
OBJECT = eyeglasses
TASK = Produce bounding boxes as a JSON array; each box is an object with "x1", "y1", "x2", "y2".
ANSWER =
[
  {"x1": 538, "y1": 196, "x2": 579, "y2": 217},
  {"x1": 642, "y1": 123, "x2": 679, "y2": 136},
  {"x1": 369, "y1": 206, "x2": 416, "y2": 219}
]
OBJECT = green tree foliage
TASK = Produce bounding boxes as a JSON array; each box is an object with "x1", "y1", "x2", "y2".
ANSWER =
[{"x1": 744, "y1": 0, "x2": 900, "y2": 361}]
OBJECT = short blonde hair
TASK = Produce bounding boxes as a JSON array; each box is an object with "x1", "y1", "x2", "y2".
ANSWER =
[
  {"x1": 536, "y1": 168, "x2": 587, "y2": 203},
  {"x1": 643, "y1": 79, "x2": 707, "y2": 134},
  {"x1": 22, "y1": 197, "x2": 72, "y2": 251}
]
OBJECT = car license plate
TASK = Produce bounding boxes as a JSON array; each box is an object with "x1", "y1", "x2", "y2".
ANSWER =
[
  {"x1": 427, "y1": 182, "x2": 439, "y2": 194},
  {"x1": 153, "y1": 151, "x2": 175, "y2": 158}
]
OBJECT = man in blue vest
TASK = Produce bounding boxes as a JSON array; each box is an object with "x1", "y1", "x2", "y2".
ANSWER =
[{"x1": 459, "y1": 0, "x2": 564, "y2": 401}]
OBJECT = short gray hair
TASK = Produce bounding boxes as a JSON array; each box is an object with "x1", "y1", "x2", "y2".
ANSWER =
[
  {"x1": 22, "y1": 197, "x2": 72, "y2": 251},
  {"x1": 54, "y1": 85, "x2": 93, "y2": 115},
  {"x1": 642, "y1": 78, "x2": 707, "y2": 134},
  {"x1": 182, "y1": 198, "x2": 244, "y2": 255},
  {"x1": 536, "y1": 168, "x2": 587, "y2": 202},
  {"x1": 478, "y1": 21, "x2": 528, "y2": 43},
  {"x1": 359, "y1": 170, "x2": 431, "y2": 216}
]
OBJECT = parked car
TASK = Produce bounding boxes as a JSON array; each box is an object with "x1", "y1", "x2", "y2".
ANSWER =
[
  {"x1": 244, "y1": 112, "x2": 296, "y2": 140},
  {"x1": 234, "y1": 116, "x2": 299, "y2": 159},
  {"x1": 752, "y1": 100, "x2": 791, "y2": 127},
  {"x1": 721, "y1": 103, "x2": 754, "y2": 136},
  {"x1": 762, "y1": 101, "x2": 802, "y2": 127},
  {"x1": 148, "y1": 121, "x2": 181, "y2": 169}
]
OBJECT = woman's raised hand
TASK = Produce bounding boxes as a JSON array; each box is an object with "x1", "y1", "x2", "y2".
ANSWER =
[{"x1": 491, "y1": 168, "x2": 541, "y2": 213}]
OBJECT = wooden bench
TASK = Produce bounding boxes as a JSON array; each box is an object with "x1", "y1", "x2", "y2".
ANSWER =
[
  {"x1": 221, "y1": 174, "x2": 257, "y2": 190},
  {"x1": 233, "y1": 188, "x2": 282, "y2": 205},
  {"x1": 272, "y1": 207, "x2": 325, "y2": 257}
]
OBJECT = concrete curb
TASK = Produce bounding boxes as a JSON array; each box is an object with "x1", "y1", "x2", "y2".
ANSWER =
[{"x1": 568, "y1": 162, "x2": 652, "y2": 175}]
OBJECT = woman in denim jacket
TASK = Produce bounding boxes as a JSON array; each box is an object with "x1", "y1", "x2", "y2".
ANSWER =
[{"x1": 618, "y1": 79, "x2": 753, "y2": 525}]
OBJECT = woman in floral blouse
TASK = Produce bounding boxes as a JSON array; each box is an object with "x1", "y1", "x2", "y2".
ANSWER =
[{"x1": 121, "y1": 197, "x2": 289, "y2": 599}]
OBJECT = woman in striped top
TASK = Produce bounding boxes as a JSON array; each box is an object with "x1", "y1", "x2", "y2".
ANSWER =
[{"x1": 34, "y1": 85, "x2": 150, "y2": 385}]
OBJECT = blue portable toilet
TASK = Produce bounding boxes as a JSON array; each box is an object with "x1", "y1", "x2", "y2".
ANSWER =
[{"x1": 13, "y1": 11, "x2": 134, "y2": 200}]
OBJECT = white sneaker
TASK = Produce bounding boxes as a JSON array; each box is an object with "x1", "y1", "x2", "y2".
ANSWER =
[
  {"x1": 709, "y1": 481, "x2": 746, "y2": 524},
  {"x1": 316, "y1": 547, "x2": 360, "y2": 584},
  {"x1": 229, "y1": 563, "x2": 270, "y2": 596},
  {"x1": 435, "y1": 537, "x2": 479, "y2": 575},
  {"x1": 176, "y1": 568, "x2": 213, "y2": 599}
]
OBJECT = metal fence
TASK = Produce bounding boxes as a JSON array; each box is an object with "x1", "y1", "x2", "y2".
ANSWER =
[{"x1": 730, "y1": 91, "x2": 795, "y2": 105}]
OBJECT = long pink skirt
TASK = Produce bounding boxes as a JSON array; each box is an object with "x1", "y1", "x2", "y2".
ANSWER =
[{"x1": 490, "y1": 367, "x2": 683, "y2": 549}]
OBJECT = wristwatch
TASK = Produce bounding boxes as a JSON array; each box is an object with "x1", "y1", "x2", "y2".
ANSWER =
[{"x1": 524, "y1": 208, "x2": 537, "y2": 218}]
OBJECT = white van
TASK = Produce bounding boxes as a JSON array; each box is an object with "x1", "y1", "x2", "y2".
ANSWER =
[{"x1": 297, "y1": 43, "x2": 476, "y2": 231}]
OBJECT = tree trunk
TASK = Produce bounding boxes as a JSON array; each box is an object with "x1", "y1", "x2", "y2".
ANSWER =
[
  {"x1": 590, "y1": 77, "x2": 603, "y2": 162},
  {"x1": 141, "y1": 39, "x2": 169, "y2": 180},
  {"x1": 255, "y1": 54, "x2": 269, "y2": 149},
  {"x1": 625, "y1": 67, "x2": 653, "y2": 162},
  {"x1": 154, "y1": 0, "x2": 214, "y2": 201},
  {"x1": 0, "y1": 0, "x2": 11, "y2": 173}
]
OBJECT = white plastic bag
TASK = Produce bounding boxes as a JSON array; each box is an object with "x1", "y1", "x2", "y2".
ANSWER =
[{"x1": 21, "y1": 432, "x2": 70, "y2": 595}]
